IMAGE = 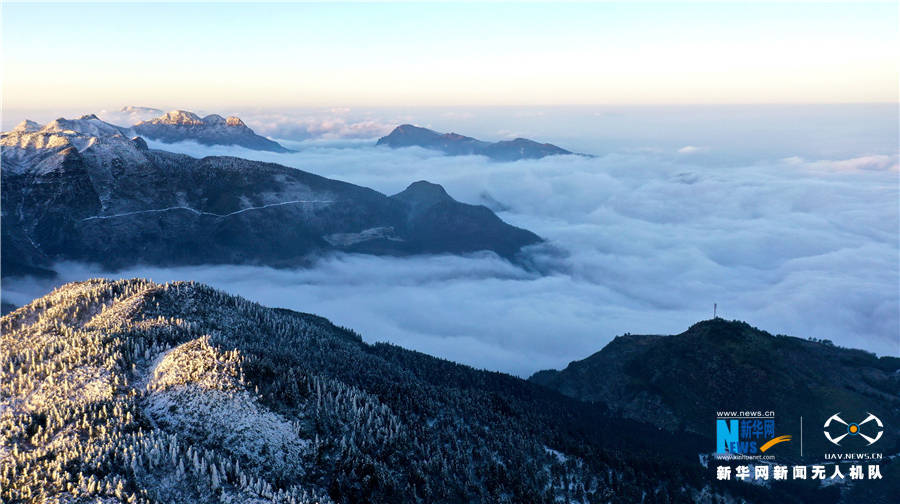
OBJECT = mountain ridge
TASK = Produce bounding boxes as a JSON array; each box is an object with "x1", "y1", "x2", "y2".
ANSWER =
[
  {"x1": 11, "y1": 109, "x2": 291, "y2": 153},
  {"x1": 376, "y1": 124, "x2": 581, "y2": 161},
  {"x1": 0, "y1": 126, "x2": 541, "y2": 276},
  {"x1": 133, "y1": 109, "x2": 291, "y2": 152},
  {"x1": 529, "y1": 318, "x2": 900, "y2": 457}
]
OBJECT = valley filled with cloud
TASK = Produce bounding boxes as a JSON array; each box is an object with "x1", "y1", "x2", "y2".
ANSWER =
[{"x1": 3, "y1": 106, "x2": 897, "y2": 376}]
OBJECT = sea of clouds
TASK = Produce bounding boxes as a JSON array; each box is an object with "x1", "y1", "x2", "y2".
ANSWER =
[{"x1": 2, "y1": 106, "x2": 897, "y2": 376}]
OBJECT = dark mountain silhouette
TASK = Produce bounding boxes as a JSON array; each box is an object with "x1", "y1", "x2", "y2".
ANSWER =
[
  {"x1": 376, "y1": 124, "x2": 579, "y2": 161},
  {"x1": 530, "y1": 318, "x2": 900, "y2": 458}
]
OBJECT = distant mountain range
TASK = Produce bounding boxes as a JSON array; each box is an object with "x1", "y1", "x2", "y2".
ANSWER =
[
  {"x1": 376, "y1": 124, "x2": 581, "y2": 161},
  {"x1": 14, "y1": 111, "x2": 580, "y2": 159},
  {"x1": 12, "y1": 109, "x2": 292, "y2": 152},
  {"x1": 1, "y1": 119, "x2": 540, "y2": 277}
]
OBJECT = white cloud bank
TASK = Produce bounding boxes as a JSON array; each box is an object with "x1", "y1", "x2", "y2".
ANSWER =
[
  {"x1": 3, "y1": 127, "x2": 897, "y2": 377},
  {"x1": 97, "y1": 106, "x2": 164, "y2": 126}
]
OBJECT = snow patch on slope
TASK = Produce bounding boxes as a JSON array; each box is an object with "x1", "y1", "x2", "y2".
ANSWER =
[{"x1": 144, "y1": 337, "x2": 311, "y2": 472}]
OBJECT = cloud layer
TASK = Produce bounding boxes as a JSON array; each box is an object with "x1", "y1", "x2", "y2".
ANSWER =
[{"x1": 3, "y1": 111, "x2": 897, "y2": 376}]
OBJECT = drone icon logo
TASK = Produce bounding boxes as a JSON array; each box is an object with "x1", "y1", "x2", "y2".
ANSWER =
[{"x1": 823, "y1": 413, "x2": 883, "y2": 446}]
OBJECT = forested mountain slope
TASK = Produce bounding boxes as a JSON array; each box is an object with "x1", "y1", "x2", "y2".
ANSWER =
[{"x1": 2, "y1": 279, "x2": 729, "y2": 504}]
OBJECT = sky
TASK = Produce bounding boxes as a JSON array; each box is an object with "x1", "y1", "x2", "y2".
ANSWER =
[{"x1": 2, "y1": 2, "x2": 898, "y2": 112}]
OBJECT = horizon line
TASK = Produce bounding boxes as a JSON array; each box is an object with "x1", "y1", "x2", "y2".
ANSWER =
[{"x1": 5, "y1": 101, "x2": 899, "y2": 112}]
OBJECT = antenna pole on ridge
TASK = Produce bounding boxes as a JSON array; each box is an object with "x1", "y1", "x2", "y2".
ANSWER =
[{"x1": 714, "y1": 303, "x2": 717, "y2": 319}]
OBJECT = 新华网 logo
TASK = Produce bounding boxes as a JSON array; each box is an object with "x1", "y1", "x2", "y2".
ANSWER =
[
  {"x1": 716, "y1": 412, "x2": 791, "y2": 455},
  {"x1": 823, "y1": 413, "x2": 883, "y2": 446}
]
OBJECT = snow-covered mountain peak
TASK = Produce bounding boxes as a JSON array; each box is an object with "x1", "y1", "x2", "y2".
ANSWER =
[
  {"x1": 197, "y1": 114, "x2": 246, "y2": 128},
  {"x1": 131, "y1": 109, "x2": 290, "y2": 152},
  {"x1": 40, "y1": 115, "x2": 132, "y2": 138},
  {"x1": 225, "y1": 116, "x2": 246, "y2": 127},
  {"x1": 12, "y1": 119, "x2": 42, "y2": 132},
  {"x1": 2, "y1": 129, "x2": 75, "y2": 152},
  {"x1": 2, "y1": 124, "x2": 150, "y2": 176},
  {"x1": 1, "y1": 129, "x2": 81, "y2": 175},
  {"x1": 150, "y1": 110, "x2": 205, "y2": 126}
]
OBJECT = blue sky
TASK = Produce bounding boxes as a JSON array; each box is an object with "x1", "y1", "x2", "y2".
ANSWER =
[{"x1": 3, "y1": 2, "x2": 897, "y2": 110}]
